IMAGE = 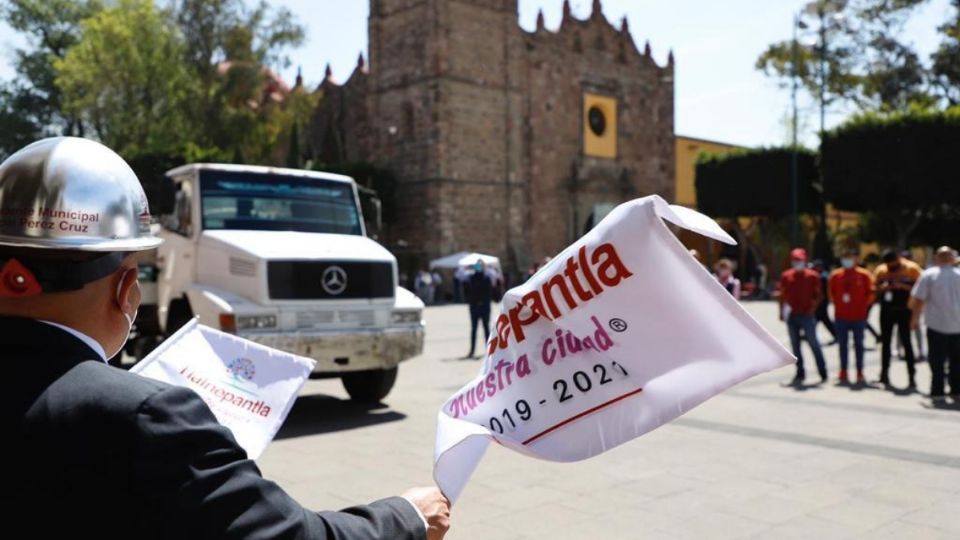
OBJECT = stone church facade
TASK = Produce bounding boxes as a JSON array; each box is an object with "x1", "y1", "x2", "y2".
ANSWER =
[{"x1": 310, "y1": 0, "x2": 675, "y2": 274}]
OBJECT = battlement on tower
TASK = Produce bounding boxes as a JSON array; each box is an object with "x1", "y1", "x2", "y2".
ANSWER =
[{"x1": 309, "y1": 0, "x2": 676, "y2": 275}]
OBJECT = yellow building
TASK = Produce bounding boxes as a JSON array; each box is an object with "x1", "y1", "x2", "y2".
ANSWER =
[
  {"x1": 673, "y1": 135, "x2": 882, "y2": 289},
  {"x1": 674, "y1": 135, "x2": 746, "y2": 208},
  {"x1": 672, "y1": 135, "x2": 746, "y2": 270}
]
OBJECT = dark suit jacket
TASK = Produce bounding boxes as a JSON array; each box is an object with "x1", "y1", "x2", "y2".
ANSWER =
[
  {"x1": 3, "y1": 316, "x2": 425, "y2": 539},
  {"x1": 464, "y1": 272, "x2": 493, "y2": 306}
]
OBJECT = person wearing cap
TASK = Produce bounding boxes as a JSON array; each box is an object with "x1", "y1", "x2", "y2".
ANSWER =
[
  {"x1": 777, "y1": 248, "x2": 829, "y2": 385},
  {"x1": 909, "y1": 246, "x2": 960, "y2": 400},
  {"x1": 828, "y1": 249, "x2": 875, "y2": 385},
  {"x1": 874, "y1": 249, "x2": 922, "y2": 387},
  {"x1": 1, "y1": 138, "x2": 451, "y2": 539}
]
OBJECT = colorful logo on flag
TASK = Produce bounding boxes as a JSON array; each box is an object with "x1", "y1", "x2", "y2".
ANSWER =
[{"x1": 227, "y1": 357, "x2": 256, "y2": 382}]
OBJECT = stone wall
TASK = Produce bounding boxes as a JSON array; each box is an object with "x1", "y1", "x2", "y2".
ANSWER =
[{"x1": 311, "y1": 0, "x2": 674, "y2": 275}]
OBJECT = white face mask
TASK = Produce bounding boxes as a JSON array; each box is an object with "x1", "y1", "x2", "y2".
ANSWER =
[
  {"x1": 791, "y1": 261, "x2": 805, "y2": 271},
  {"x1": 841, "y1": 258, "x2": 855, "y2": 269},
  {"x1": 108, "y1": 267, "x2": 138, "y2": 359}
]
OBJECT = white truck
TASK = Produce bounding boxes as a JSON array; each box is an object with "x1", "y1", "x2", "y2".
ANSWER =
[{"x1": 132, "y1": 163, "x2": 425, "y2": 402}]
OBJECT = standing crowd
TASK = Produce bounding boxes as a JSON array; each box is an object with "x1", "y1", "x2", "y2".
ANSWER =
[{"x1": 776, "y1": 246, "x2": 960, "y2": 400}]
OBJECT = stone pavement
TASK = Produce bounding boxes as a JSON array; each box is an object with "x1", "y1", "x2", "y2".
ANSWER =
[{"x1": 258, "y1": 302, "x2": 960, "y2": 539}]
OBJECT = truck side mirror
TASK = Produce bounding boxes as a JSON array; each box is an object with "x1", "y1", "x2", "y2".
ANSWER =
[
  {"x1": 151, "y1": 175, "x2": 177, "y2": 216},
  {"x1": 357, "y1": 186, "x2": 382, "y2": 239}
]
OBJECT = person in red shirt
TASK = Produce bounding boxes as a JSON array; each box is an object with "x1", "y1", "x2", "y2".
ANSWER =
[
  {"x1": 828, "y1": 249, "x2": 876, "y2": 384},
  {"x1": 778, "y1": 248, "x2": 828, "y2": 385}
]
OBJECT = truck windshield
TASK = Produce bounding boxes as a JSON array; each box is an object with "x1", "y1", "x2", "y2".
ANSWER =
[{"x1": 200, "y1": 170, "x2": 363, "y2": 235}]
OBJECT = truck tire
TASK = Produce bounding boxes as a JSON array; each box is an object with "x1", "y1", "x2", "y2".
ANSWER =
[{"x1": 341, "y1": 367, "x2": 398, "y2": 403}]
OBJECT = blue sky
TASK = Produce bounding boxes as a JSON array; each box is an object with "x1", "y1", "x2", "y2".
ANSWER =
[{"x1": 0, "y1": 0, "x2": 952, "y2": 147}]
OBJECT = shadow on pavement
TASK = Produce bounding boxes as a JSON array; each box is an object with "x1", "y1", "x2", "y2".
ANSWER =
[
  {"x1": 921, "y1": 399, "x2": 960, "y2": 412},
  {"x1": 781, "y1": 381, "x2": 825, "y2": 392},
  {"x1": 275, "y1": 394, "x2": 406, "y2": 439},
  {"x1": 885, "y1": 385, "x2": 921, "y2": 397}
]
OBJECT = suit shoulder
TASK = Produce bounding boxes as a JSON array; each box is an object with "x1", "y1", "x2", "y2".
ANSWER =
[{"x1": 46, "y1": 362, "x2": 173, "y2": 413}]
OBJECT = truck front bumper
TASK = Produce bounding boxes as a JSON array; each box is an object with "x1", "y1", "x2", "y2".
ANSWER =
[{"x1": 243, "y1": 325, "x2": 425, "y2": 374}]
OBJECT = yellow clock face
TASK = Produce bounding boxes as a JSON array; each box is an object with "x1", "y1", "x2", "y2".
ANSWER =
[{"x1": 583, "y1": 93, "x2": 617, "y2": 158}]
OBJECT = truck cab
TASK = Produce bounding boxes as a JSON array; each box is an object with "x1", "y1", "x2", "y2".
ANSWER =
[{"x1": 141, "y1": 163, "x2": 424, "y2": 402}]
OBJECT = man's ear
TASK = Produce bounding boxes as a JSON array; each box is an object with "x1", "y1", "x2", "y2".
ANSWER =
[{"x1": 115, "y1": 266, "x2": 139, "y2": 315}]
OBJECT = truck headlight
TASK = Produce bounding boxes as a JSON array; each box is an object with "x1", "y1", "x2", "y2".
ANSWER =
[
  {"x1": 236, "y1": 314, "x2": 277, "y2": 330},
  {"x1": 391, "y1": 310, "x2": 422, "y2": 324}
]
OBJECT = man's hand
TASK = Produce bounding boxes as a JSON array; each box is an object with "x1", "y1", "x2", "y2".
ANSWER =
[{"x1": 402, "y1": 487, "x2": 451, "y2": 540}]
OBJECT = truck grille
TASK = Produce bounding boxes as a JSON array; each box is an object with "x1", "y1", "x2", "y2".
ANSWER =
[
  {"x1": 229, "y1": 257, "x2": 257, "y2": 277},
  {"x1": 294, "y1": 310, "x2": 376, "y2": 329},
  {"x1": 267, "y1": 260, "x2": 394, "y2": 300},
  {"x1": 295, "y1": 311, "x2": 335, "y2": 328},
  {"x1": 338, "y1": 310, "x2": 377, "y2": 326}
]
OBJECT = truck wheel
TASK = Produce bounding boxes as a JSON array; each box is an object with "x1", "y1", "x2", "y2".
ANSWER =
[{"x1": 342, "y1": 367, "x2": 398, "y2": 403}]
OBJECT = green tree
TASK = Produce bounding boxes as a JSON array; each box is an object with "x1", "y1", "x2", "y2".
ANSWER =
[
  {"x1": 695, "y1": 148, "x2": 823, "y2": 218},
  {"x1": 54, "y1": 0, "x2": 196, "y2": 157},
  {"x1": 820, "y1": 107, "x2": 960, "y2": 248},
  {"x1": 0, "y1": 0, "x2": 103, "y2": 157},
  {"x1": 2, "y1": 0, "x2": 310, "y2": 165},
  {"x1": 174, "y1": 0, "x2": 305, "y2": 161},
  {"x1": 756, "y1": 0, "x2": 934, "y2": 115},
  {"x1": 931, "y1": 0, "x2": 960, "y2": 105}
]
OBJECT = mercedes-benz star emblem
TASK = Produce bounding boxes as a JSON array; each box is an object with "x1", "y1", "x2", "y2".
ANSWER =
[{"x1": 321, "y1": 266, "x2": 348, "y2": 295}]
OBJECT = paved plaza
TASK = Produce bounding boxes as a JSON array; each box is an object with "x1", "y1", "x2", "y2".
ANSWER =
[{"x1": 259, "y1": 302, "x2": 960, "y2": 539}]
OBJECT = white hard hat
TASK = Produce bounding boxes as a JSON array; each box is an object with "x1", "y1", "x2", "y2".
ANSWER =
[
  {"x1": 0, "y1": 137, "x2": 161, "y2": 251},
  {"x1": 0, "y1": 137, "x2": 161, "y2": 297}
]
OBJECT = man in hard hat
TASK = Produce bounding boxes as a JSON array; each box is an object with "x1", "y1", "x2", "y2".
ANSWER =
[{"x1": 1, "y1": 137, "x2": 450, "y2": 539}]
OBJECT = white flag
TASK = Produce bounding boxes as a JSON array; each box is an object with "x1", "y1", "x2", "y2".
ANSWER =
[
  {"x1": 433, "y1": 195, "x2": 793, "y2": 502},
  {"x1": 131, "y1": 319, "x2": 315, "y2": 459}
]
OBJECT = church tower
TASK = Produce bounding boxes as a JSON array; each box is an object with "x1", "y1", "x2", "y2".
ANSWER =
[
  {"x1": 313, "y1": 1, "x2": 675, "y2": 276},
  {"x1": 368, "y1": 0, "x2": 526, "y2": 269}
]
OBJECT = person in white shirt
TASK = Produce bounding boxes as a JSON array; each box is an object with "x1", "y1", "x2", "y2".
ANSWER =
[{"x1": 910, "y1": 246, "x2": 960, "y2": 400}]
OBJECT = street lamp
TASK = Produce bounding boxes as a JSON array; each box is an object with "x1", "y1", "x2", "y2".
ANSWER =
[
  {"x1": 796, "y1": 0, "x2": 845, "y2": 260},
  {"x1": 790, "y1": 14, "x2": 806, "y2": 248},
  {"x1": 804, "y1": 0, "x2": 844, "y2": 138}
]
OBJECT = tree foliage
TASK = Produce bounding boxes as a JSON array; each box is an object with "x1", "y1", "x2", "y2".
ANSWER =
[
  {"x1": 820, "y1": 107, "x2": 960, "y2": 246},
  {"x1": 174, "y1": 0, "x2": 304, "y2": 161},
  {"x1": 0, "y1": 0, "x2": 103, "y2": 158},
  {"x1": 695, "y1": 148, "x2": 823, "y2": 218},
  {"x1": 54, "y1": 0, "x2": 195, "y2": 157},
  {"x1": 0, "y1": 0, "x2": 309, "y2": 165},
  {"x1": 931, "y1": 0, "x2": 960, "y2": 105},
  {"x1": 756, "y1": 0, "x2": 953, "y2": 115}
]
